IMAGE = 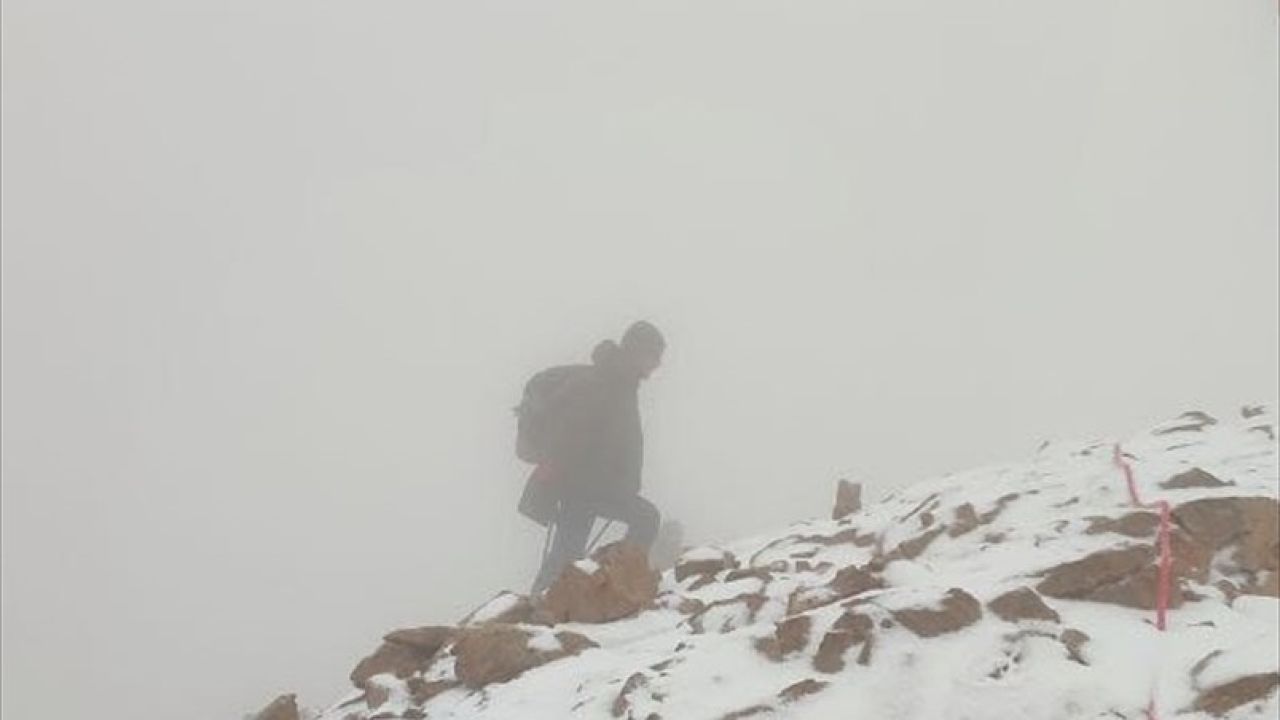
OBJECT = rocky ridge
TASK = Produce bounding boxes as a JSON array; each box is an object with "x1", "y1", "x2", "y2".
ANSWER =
[{"x1": 252, "y1": 406, "x2": 1279, "y2": 720}]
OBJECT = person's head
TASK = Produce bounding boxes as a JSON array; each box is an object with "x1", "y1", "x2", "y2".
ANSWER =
[{"x1": 619, "y1": 320, "x2": 665, "y2": 380}]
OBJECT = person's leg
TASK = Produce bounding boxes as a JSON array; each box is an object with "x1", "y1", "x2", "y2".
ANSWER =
[
  {"x1": 595, "y1": 494, "x2": 661, "y2": 551},
  {"x1": 530, "y1": 499, "x2": 595, "y2": 594}
]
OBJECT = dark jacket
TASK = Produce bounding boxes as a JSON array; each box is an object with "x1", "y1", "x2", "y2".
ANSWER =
[{"x1": 544, "y1": 340, "x2": 644, "y2": 499}]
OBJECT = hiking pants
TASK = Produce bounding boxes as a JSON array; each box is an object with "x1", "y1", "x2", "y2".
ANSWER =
[{"x1": 530, "y1": 493, "x2": 660, "y2": 594}]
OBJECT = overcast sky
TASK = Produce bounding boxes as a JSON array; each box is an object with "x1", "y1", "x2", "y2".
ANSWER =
[{"x1": 2, "y1": 2, "x2": 1277, "y2": 719}]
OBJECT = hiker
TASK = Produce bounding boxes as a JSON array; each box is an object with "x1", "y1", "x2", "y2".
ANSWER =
[{"x1": 516, "y1": 321, "x2": 666, "y2": 594}]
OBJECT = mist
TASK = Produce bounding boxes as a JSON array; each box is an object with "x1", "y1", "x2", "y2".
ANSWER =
[{"x1": 2, "y1": 1, "x2": 1276, "y2": 719}]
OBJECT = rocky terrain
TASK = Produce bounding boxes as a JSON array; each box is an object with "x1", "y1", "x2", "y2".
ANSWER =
[{"x1": 251, "y1": 406, "x2": 1278, "y2": 719}]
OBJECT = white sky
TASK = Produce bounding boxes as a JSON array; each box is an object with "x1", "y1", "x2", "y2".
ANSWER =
[{"x1": 2, "y1": 2, "x2": 1276, "y2": 719}]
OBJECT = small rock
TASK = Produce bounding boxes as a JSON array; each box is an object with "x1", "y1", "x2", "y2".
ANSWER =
[
  {"x1": 778, "y1": 678, "x2": 829, "y2": 703},
  {"x1": 612, "y1": 672, "x2": 649, "y2": 718},
  {"x1": 1160, "y1": 468, "x2": 1232, "y2": 490},
  {"x1": 1193, "y1": 673, "x2": 1280, "y2": 716},
  {"x1": 892, "y1": 589, "x2": 982, "y2": 638},
  {"x1": 987, "y1": 588, "x2": 1061, "y2": 624},
  {"x1": 675, "y1": 550, "x2": 737, "y2": 582},
  {"x1": 1085, "y1": 512, "x2": 1159, "y2": 538},
  {"x1": 754, "y1": 615, "x2": 811, "y2": 661},
  {"x1": 720, "y1": 704, "x2": 774, "y2": 719},
  {"x1": 1059, "y1": 628, "x2": 1090, "y2": 665},
  {"x1": 383, "y1": 626, "x2": 455, "y2": 655},
  {"x1": 252, "y1": 694, "x2": 300, "y2": 720}
]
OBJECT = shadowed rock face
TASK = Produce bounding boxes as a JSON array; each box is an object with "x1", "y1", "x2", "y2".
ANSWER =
[{"x1": 541, "y1": 542, "x2": 660, "y2": 623}]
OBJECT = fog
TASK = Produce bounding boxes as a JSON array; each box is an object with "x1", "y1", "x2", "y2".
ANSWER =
[{"x1": 2, "y1": 2, "x2": 1276, "y2": 719}]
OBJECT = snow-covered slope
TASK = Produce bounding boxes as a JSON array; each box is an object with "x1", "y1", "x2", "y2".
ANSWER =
[{"x1": 310, "y1": 407, "x2": 1278, "y2": 720}]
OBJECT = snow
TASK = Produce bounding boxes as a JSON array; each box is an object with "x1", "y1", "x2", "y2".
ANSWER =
[{"x1": 318, "y1": 407, "x2": 1278, "y2": 720}]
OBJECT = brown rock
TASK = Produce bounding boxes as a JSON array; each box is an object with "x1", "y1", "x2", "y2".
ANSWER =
[
  {"x1": 950, "y1": 503, "x2": 981, "y2": 537},
  {"x1": 252, "y1": 694, "x2": 300, "y2": 720},
  {"x1": 1242, "y1": 405, "x2": 1266, "y2": 418},
  {"x1": 987, "y1": 588, "x2": 1061, "y2": 624},
  {"x1": 833, "y1": 480, "x2": 863, "y2": 519},
  {"x1": 892, "y1": 589, "x2": 982, "y2": 638},
  {"x1": 788, "y1": 565, "x2": 882, "y2": 615},
  {"x1": 1160, "y1": 468, "x2": 1232, "y2": 490},
  {"x1": 689, "y1": 592, "x2": 767, "y2": 634},
  {"x1": 1085, "y1": 512, "x2": 1159, "y2": 538},
  {"x1": 452, "y1": 625, "x2": 596, "y2": 688},
  {"x1": 613, "y1": 672, "x2": 649, "y2": 718},
  {"x1": 724, "y1": 568, "x2": 773, "y2": 584},
  {"x1": 1059, "y1": 628, "x2": 1090, "y2": 665},
  {"x1": 1154, "y1": 411, "x2": 1217, "y2": 435},
  {"x1": 364, "y1": 683, "x2": 391, "y2": 711},
  {"x1": 1193, "y1": 673, "x2": 1280, "y2": 716},
  {"x1": 405, "y1": 677, "x2": 457, "y2": 705},
  {"x1": 754, "y1": 615, "x2": 811, "y2": 661},
  {"x1": 779, "y1": 678, "x2": 829, "y2": 703},
  {"x1": 1175, "y1": 496, "x2": 1280, "y2": 579},
  {"x1": 813, "y1": 610, "x2": 875, "y2": 673},
  {"x1": 1036, "y1": 545, "x2": 1162, "y2": 609},
  {"x1": 383, "y1": 626, "x2": 455, "y2": 655},
  {"x1": 720, "y1": 705, "x2": 774, "y2": 719},
  {"x1": 350, "y1": 642, "x2": 428, "y2": 689},
  {"x1": 886, "y1": 527, "x2": 946, "y2": 561},
  {"x1": 675, "y1": 551, "x2": 737, "y2": 582},
  {"x1": 541, "y1": 542, "x2": 659, "y2": 623}
]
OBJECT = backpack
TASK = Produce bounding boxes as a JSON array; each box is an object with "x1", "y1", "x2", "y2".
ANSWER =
[{"x1": 513, "y1": 364, "x2": 590, "y2": 464}]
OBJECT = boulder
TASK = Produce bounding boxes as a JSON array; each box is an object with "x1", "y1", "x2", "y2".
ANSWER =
[
  {"x1": 833, "y1": 480, "x2": 863, "y2": 519},
  {"x1": 1036, "y1": 545, "x2": 1180, "y2": 610},
  {"x1": 252, "y1": 694, "x2": 300, "y2": 720},
  {"x1": 1174, "y1": 496, "x2": 1279, "y2": 592},
  {"x1": 987, "y1": 588, "x2": 1061, "y2": 624},
  {"x1": 452, "y1": 625, "x2": 596, "y2": 688},
  {"x1": 541, "y1": 542, "x2": 659, "y2": 623},
  {"x1": 892, "y1": 589, "x2": 982, "y2": 638}
]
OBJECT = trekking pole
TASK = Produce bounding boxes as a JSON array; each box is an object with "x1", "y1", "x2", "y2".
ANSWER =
[
  {"x1": 540, "y1": 521, "x2": 555, "y2": 565},
  {"x1": 585, "y1": 519, "x2": 615, "y2": 555}
]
